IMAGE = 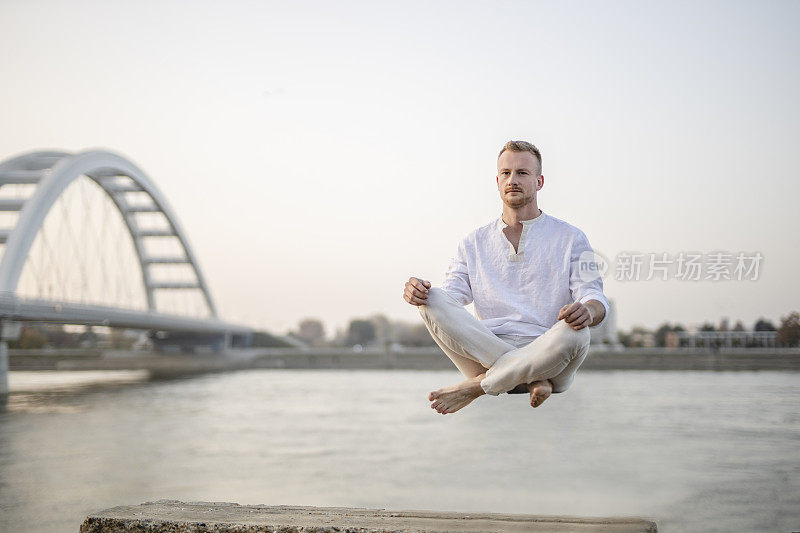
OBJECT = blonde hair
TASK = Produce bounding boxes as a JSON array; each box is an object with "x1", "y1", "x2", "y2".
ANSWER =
[{"x1": 498, "y1": 140, "x2": 542, "y2": 174}]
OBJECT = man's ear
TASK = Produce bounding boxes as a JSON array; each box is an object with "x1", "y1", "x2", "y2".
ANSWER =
[{"x1": 538, "y1": 174, "x2": 545, "y2": 191}]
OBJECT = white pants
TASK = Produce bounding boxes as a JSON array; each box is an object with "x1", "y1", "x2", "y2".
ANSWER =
[{"x1": 418, "y1": 288, "x2": 591, "y2": 395}]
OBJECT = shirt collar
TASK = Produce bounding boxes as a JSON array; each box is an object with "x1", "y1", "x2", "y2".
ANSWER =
[{"x1": 496, "y1": 209, "x2": 546, "y2": 230}]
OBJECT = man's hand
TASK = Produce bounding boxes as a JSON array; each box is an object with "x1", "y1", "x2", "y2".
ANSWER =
[
  {"x1": 403, "y1": 277, "x2": 431, "y2": 306},
  {"x1": 558, "y1": 301, "x2": 594, "y2": 330}
]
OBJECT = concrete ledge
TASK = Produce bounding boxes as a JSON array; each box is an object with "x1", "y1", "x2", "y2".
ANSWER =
[{"x1": 80, "y1": 500, "x2": 658, "y2": 532}]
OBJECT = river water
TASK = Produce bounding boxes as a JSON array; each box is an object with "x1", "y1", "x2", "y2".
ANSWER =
[{"x1": 0, "y1": 369, "x2": 797, "y2": 532}]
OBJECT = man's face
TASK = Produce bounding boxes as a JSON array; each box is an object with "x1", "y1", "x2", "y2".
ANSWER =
[{"x1": 496, "y1": 150, "x2": 543, "y2": 209}]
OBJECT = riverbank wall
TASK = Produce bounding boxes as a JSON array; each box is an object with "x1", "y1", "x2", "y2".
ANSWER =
[{"x1": 8, "y1": 346, "x2": 800, "y2": 377}]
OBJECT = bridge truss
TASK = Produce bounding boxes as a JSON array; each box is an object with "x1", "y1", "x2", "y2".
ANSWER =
[{"x1": 0, "y1": 149, "x2": 252, "y2": 393}]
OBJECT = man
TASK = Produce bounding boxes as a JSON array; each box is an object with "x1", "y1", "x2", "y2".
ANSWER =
[{"x1": 403, "y1": 140, "x2": 609, "y2": 414}]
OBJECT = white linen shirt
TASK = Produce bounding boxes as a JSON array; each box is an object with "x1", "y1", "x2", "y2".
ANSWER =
[{"x1": 440, "y1": 210, "x2": 610, "y2": 337}]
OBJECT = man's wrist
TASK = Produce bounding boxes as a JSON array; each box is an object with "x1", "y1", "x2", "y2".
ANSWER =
[{"x1": 583, "y1": 299, "x2": 605, "y2": 327}]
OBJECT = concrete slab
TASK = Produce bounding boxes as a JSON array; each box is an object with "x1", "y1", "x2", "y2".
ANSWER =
[{"x1": 80, "y1": 500, "x2": 658, "y2": 532}]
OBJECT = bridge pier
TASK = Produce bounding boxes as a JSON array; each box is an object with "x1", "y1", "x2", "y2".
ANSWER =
[
  {"x1": 0, "y1": 340, "x2": 7, "y2": 395},
  {"x1": 0, "y1": 320, "x2": 21, "y2": 395}
]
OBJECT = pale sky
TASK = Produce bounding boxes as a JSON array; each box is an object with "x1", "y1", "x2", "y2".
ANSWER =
[{"x1": 1, "y1": 0, "x2": 798, "y2": 336}]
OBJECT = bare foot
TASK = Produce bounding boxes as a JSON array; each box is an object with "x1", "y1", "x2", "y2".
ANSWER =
[
  {"x1": 427, "y1": 374, "x2": 486, "y2": 414},
  {"x1": 527, "y1": 379, "x2": 552, "y2": 408}
]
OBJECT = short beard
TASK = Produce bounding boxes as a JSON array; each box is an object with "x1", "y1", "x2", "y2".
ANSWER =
[{"x1": 502, "y1": 192, "x2": 534, "y2": 209}]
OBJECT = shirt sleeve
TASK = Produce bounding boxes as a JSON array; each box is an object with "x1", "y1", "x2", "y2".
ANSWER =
[
  {"x1": 569, "y1": 230, "x2": 610, "y2": 328},
  {"x1": 440, "y1": 238, "x2": 473, "y2": 306}
]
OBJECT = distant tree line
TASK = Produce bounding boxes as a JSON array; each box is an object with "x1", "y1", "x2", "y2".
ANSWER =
[
  {"x1": 7, "y1": 324, "x2": 139, "y2": 350},
  {"x1": 290, "y1": 312, "x2": 800, "y2": 350},
  {"x1": 8, "y1": 311, "x2": 800, "y2": 350},
  {"x1": 618, "y1": 312, "x2": 800, "y2": 348},
  {"x1": 7, "y1": 324, "x2": 296, "y2": 350}
]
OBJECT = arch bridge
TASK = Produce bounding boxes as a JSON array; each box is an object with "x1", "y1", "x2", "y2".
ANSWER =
[{"x1": 0, "y1": 149, "x2": 253, "y2": 393}]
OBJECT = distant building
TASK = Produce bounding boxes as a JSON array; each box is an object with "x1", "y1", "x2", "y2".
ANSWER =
[
  {"x1": 665, "y1": 331, "x2": 681, "y2": 348},
  {"x1": 628, "y1": 329, "x2": 656, "y2": 348},
  {"x1": 675, "y1": 330, "x2": 777, "y2": 349}
]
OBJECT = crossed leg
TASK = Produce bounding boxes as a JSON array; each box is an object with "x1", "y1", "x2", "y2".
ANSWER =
[
  {"x1": 419, "y1": 288, "x2": 590, "y2": 414},
  {"x1": 420, "y1": 332, "x2": 553, "y2": 412}
]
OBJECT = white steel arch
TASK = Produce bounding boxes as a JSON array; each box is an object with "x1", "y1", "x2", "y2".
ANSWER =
[{"x1": 0, "y1": 149, "x2": 218, "y2": 317}]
